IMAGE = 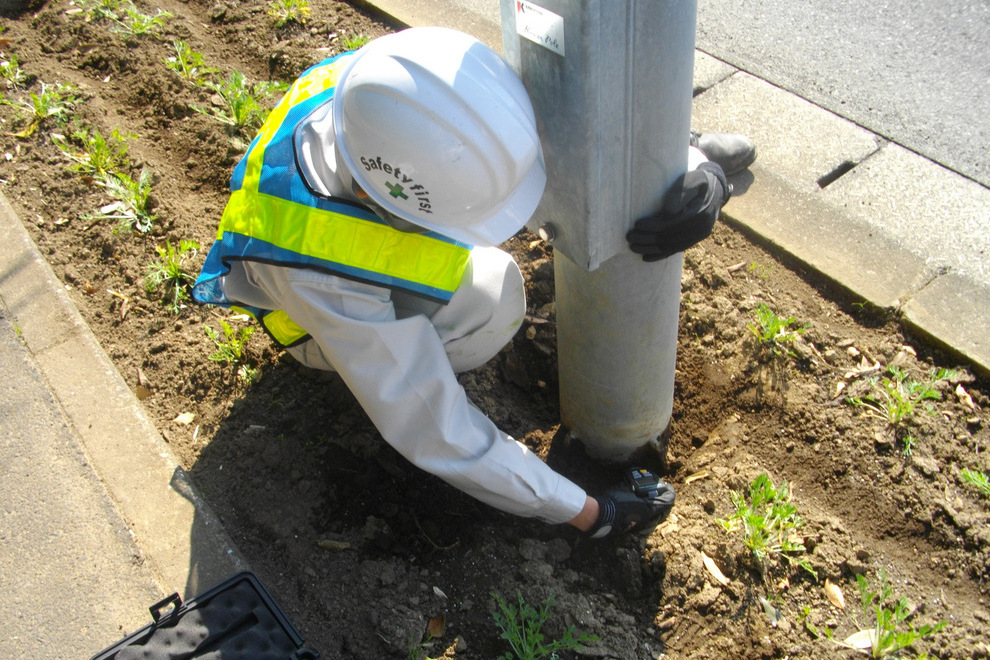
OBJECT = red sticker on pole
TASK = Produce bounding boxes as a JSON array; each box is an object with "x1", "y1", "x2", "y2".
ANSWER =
[{"x1": 514, "y1": 1, "x2": 565, "y2": 57}]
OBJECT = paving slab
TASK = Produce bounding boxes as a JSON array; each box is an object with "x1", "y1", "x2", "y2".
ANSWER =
[
  {"x1": 719, "y1": 164, "x2": 931, "y2": 310},
  {"x1": 691, "y1": 71, "x2": 882, "y2": 193},
  {"x1": 902, "y1": 271, "x2": 990, "y2": 373},
  {"x1": 822, "y1": 142, "x2": 990, "y2": 284},
  {"x1": 693, "y1": 50, "x2": 737, "y2": 94}
]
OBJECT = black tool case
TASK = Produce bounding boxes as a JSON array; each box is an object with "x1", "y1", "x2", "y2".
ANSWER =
[{"x1": 91, "y1": 571, "x2": 321, "y2": 660}]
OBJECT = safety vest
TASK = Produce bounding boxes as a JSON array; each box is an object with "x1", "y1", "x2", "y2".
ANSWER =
[{"x1": 192, "y1": 53, "x2": 472, "y2": 347}]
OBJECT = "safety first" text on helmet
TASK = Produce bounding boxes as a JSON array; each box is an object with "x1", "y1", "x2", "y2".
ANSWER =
[{"x1": 359, "y1": 155, "x2": 433, "y2": 215}]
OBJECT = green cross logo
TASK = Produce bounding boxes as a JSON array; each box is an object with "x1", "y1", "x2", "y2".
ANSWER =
[{"x1": 386, "y1": 182, "x2": 408, "y2": 200}]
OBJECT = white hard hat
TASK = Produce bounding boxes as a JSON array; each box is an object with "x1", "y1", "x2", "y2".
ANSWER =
[{"x1": 332, "y1": 27, "x2": 546, "y2": 247}]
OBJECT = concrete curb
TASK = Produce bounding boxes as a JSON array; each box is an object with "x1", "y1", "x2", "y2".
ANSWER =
[{"x1": 0, "y1": 190, "x2": 247, "y2": 600}]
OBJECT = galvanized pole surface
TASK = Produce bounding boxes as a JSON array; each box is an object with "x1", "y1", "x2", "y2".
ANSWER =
[{"x1": 501, "y1": 0, "x2": 698, "y2": 462}]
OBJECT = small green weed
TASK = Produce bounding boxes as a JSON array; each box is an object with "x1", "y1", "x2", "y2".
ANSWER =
[
  {"x1": 110, "y1": 4, "x2": 172, "y2": 37},
  {"x1": 164, "y1": 40, "x2": 216, "y2": 85},
  {"x1": 717, "y1": 473, "x2": 816, "y2": 580},
  {"x1": 205, "y1": 319, "x2": 259, "y2": 383},
  {"x1": 491, "y1": 591, "x2": 596, "y2": 660},
  {"x1": 843, "y1": 572, "x2": 946, "y2": 658},
  {"x1": 846, "y1": 366, "x2": 954, "y2": 454},
  {"x1": 341, "y1": 33, "x2": 372, "y2": 51},
  {"x1": 3, "y1": 81, "x2": 79, "y2": 138},
  {"x1": 74, "y1": 0, "x2": 124, "y2": 22},
  {"x1": 54, "y1": 123, "x2": 134, "y2": 178},
  {"x1": 960, "y1": 469, "x2": 990, "y2": 497},
  {"x1": 1, "y1": 53, "x2": 29, "y2": 90},
  {"x1": 193, "y1": 71, "x2": 286, "y2": 132},
  {"x1": 145, "y1": 239, "x2": 200, "y2": 313},
  {"x1": 84, "y1": 168, "x2": 157, "y2": 233},
  {"x1": 267, "y1": 0, "x2": 310, "y2": 27},
  {"x1": 748, "y1": 302, "x2": 808, "y2": 358},
  {"x1": 748, "y1": 261, "x2": 771, "y2": 279}
]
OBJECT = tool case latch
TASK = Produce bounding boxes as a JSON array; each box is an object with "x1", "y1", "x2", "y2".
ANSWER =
[{"x1": 149, "y1": 592, "x2": 182, "y2": 624}]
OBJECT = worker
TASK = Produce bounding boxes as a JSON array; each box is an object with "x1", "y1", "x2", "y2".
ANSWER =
[{"x1": 192, "y1": 27, "x2": 740, "y2": 539}]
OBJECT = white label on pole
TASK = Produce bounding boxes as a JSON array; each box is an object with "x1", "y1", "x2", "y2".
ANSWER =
[{"x1": 514, "y1": 1, "x2": 565, "y2": 57}]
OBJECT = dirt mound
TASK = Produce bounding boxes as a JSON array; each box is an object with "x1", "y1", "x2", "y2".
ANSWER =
[{"x1": 1, "y1": 1, "x2": 987, "y2": 657}]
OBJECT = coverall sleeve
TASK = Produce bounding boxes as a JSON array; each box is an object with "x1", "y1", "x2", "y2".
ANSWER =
[{"x1": 267, "y1": 266, "x2": 588, "y2": 525}]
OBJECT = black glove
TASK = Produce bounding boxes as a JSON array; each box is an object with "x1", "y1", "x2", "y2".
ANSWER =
[
  {"x1": 626, "y1": 161, "x2": 730, "y2": 262},
  {"x1": 587, "y1": 468, "x2": 676, "y2": 539}
]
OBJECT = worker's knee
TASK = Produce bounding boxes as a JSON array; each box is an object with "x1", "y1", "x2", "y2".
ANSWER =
[{"x1": 438, "y1": 246, "x2": 526, "y2": 373}]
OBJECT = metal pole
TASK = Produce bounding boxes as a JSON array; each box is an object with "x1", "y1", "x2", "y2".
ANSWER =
[{"x1": 501, "y1": 0, "x2": 698, "y2": 463}]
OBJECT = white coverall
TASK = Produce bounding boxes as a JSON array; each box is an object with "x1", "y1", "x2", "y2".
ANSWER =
[{"x1": 221, "y1": 101, "x2": 589, "y2": 525}]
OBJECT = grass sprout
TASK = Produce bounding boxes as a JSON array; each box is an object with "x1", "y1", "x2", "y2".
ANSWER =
[
  {"x1": 748, "y1": 261, "x2": 771, "y2": 279},
  {"x1": 145, "y1": 239, "x2": 200, "y2": 313},
  {"x1": 833, "y1": 572, "x2": 947, "y2": 658},
  {"x1": 74, "y1": 0, "x2": 125, "y2": 22},
  {"x1": 267, "y1": 0, "x2": 310, "y2": 27},
  {"x1": 164, "y1": 40, "x2": 216, "y2": 85},
  {"x1": 1, "y1": 53, "x2": 29, "y2": 90},
  {"x1": 491, "y1": 591, "x2": 596, "y2": 660},
  {"x1": 110, "y1": 4, "x2": 172, "y2": 37},
  {"x1": 960, "y1": 469, "x2": 990, "y2": 497},
  {"x1": 53, "y1": 123, "x2": 134, "y2": 178},
  {"x1": 205, "y1": 319, "x2": 259, "y2": 383},
  {"x1": 717, "y1": 473, "x2": 816, "y2": 580},
  {"x1": 84, "y1": 168, "x2": 156, "y2": 233},
  {"x1": 846, "y1": 366, "x2": 955, "y2": 454},
  {"x1": 748, "y1": 302, "x2": 808, "y2": 358},
  {"x1": 193, "y1": 70, "x2": 286, "y2": 132},
  {"x1": 3, "y1": 81, "x2": 79, "y2": 138},
  {"x1": 341, "y1": 33, "x2": 372, "y2": 51}
]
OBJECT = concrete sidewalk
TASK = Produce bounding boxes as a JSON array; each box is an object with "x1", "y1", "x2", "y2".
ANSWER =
[
  {"x1": 0, "y1": 3, "x2": 987, "y2": 659},
  {"x1": 0, "y1": 194, "x2": 245, "y2": 659}
]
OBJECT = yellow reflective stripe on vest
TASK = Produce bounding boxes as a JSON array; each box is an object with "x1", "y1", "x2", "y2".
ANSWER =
[
  {"x1": 216, "y1": 53, "x2": 471, "y2": 303},
  {"x1": 260, "y1": 309, "x2": 308, "y2": 346},
  {"x1": 232, "y1": 306, "x2": 309, "y2": 347},
  {"x1": 221, "y1": 190, "x2": 470, "y2": 295}
]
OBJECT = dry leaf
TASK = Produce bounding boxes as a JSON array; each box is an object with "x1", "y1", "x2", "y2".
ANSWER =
[
  {"x1": 135, "y1": 385, "x2": 152, "y2": 401},
  {"x1": 777, "y1": 577, "x2": 790, "y2": 592},
  {"x1": 824, "y1": 579, "x2": 845, "y2": 609},
  {"x1": 684, "y1": 470, "x2": 709, "y2": 484},
  {"x1": 843, "y1": 629, "x2": 876, "y2": 649},
  {"x1": 758, "y1": 595, "x2": 783, "y2": 627},
  {"x1": 701, "y1": 551, "x2": 729, "y2": 586},
  {"x1": 173, "y1": 412, "x2": 195, "y2": 425},
  {"x1": 427, "y1": 614, "x2": 446, "y2": 638},
  {"x1": 317, "y1": 539, "x2": 350, "y2": 552},
  {"x1": 956, "y1": 384, "x2": 976, "y2": 410}
]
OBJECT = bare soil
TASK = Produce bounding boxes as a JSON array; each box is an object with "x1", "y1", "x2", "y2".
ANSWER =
[{"x1": 2, "y1": 1, "x2": 989, "y2": 658}]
